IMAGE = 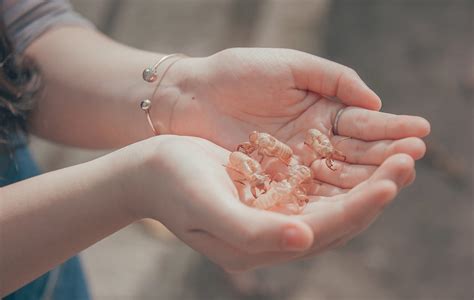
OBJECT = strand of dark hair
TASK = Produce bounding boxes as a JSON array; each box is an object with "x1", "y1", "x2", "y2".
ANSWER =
[{"x1": 0, "y1": 17, "x2": 40, "y2": 148}]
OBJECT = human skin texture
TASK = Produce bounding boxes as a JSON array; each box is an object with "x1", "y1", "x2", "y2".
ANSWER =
[
  {"x1": 0, "y1": 26, "x2": 430, "y2": 295},
  {"x1": 0, "y1": 136, "x2": 417, "y2": 295}
]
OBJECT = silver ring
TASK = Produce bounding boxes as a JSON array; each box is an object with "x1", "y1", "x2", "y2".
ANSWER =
[{"x1": 332, "y1": 107, "x2": 346, "y2": 136}]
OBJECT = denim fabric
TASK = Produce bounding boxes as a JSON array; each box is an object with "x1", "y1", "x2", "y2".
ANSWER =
[{"x1": 1, "y1": 143, "x2": 91, "y2": 300}]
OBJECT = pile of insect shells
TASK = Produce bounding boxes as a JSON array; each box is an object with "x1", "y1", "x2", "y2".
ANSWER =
[{"x1": 226, "y1": 129, "x2": 345, "y2": 214}]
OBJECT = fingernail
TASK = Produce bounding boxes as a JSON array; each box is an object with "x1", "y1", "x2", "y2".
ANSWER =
[{"x1": 281, "y1": 226, "x2": 309, "y2": 251}]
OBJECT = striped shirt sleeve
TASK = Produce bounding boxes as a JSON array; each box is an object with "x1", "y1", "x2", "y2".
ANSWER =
[{"x1": 1, "y1": 0, "x2": 95, "y2": 53}]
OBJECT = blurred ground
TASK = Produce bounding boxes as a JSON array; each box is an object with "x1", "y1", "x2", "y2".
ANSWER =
[{"x1": 30, "y1": 0, "x2": 473, "y2": 299}]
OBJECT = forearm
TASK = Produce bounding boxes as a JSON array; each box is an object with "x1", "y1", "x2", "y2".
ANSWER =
[
  {"x1": 0, "y1": 152, "x2": 136, "y2": 295},
  {"x1": 25, "y1": 26, "x2": 169, "y2": 148}
]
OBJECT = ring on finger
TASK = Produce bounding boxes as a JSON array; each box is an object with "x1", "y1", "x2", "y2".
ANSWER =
[{"x1": 332, "y1": 107, "x2": 347, "y2": 136}]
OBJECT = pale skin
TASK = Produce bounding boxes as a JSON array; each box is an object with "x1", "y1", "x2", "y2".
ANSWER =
[{"x1": 0, "y1": 26, "x2": 430, "y2": 295}]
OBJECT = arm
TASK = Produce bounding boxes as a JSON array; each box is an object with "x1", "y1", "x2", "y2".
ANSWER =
[
  {"x1": 0, "y1": 136, "x2": 312, "y2": 295},
  {"x1": 17, "y1": 2, "x2": 429, "y2": 153},
  {"x1": 27, "y1": 33, "x2": 430, "y2": 154},
  {"x1": 0, "y1": 144, "x2": 136, "y2": 295},
  {"x1": 0, "y1": 134, "x2": 418, "y2": 296},
  {"x1": 26, "y1": 26, "x2": 168, "y2": 148},
  {"x1": 2, "y1": 0, "x2": 166, "y2": 148}
]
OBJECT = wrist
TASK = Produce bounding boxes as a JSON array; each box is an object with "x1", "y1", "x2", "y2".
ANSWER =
[
  {"x1": 149, "y1": 56, "x2": 203, "y2": 135},
  {"x1": 103, "y1": 136, "x2": 175, "y2": 221},
  {"x1": 93, "y1": 145, "x2": 149, "y2": 222}
]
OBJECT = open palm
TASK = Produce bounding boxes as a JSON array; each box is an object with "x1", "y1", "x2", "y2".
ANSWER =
[
  {"x1": 144, "y1": 135, "x2": 419, "y2": 271},
  {"x1": 156, "y1": 48, "x2": 429, "y2": 197},
  {"x1": 159, "y1": 48, "x2": 428, "y2": 148},
  {"x1": 145, "y1": 49, "x2": 430, "y2": 269}
]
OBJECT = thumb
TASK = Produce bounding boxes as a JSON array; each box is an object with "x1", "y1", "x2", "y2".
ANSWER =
[
  {"x1": 291, "y1": 51, "x2": 382, "y2": 110},
  {"x1": 206, "y1": 200, "x2": 314, "y2": 254}
]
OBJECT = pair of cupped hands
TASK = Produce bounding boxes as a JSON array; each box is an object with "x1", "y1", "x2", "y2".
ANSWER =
[{"x1": 115, "y1": 48, "x2": 430, "y2": 272}]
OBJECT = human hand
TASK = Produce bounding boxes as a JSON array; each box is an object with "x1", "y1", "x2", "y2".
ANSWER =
[
  {"x1": 116, "y1": 135, "x2": 418, "y2": 272},
  {"x1": 118, "y1": 135, "x2": 313, "y2": 266},
  {"x1": 136, "y1": 48, "x2": 430, "y2": 271},
  {"x1": 154, "y1": 47, "x2": 429, "y2": 209},
  {"x1": 219, "y1": 152, "x2": 417, "y2": 271},
  {"x1": 153, "y1": 48, "x2": 429, "y2": 152}
]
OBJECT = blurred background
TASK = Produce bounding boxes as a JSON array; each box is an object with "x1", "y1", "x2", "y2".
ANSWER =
[{"x1": 29, "y1": 0, "x2": 473, "y2": 299}]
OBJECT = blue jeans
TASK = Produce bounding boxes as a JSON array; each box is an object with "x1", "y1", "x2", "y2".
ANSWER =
[
  {"x1": 4, "y1": 256, "x2": 91, "y2": 300},
  {"x1": 1, "y1": 141, "x2": 91, "y2": 300}
]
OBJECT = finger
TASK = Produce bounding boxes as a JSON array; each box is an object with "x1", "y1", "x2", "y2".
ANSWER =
[
  {"x1": 310, "y1": 159, "x2": 377, "y2": 189},
  {"x1": 190, "y1": 155, "x2": 314, "y2": 254},
  {"x1": 306, "y1": 165, "x2": 415, "y2": 199},
  {"x1": 216, "y1": 156, "x2": 415, "y2": 265},
  {"x1": 184, "y1": 230, "x2": 257, "y2": 273},
  {"x1": 367, "y1": 153, "x2": 415, "y2": 188},
  {"x1": 183, "y1": 230, "x2": 252, "y2": 273},
  {"x1": 306, "y1": 181, "x2": 349, "y2": 197},
  {"x1": 336, "y1": 107, "x2": 431, "y2": 141},
  {"x1": 325, "y1": 165, "x2": 417, "y2": 250},
  {"x1": 331, "y1": 136, "x2": 427, "y2": 165},
  {"x1": 406, "y1": 169, "x2": 416, "y2": 186},
  {"x1": 318, "y1": 159, "x2": 417, "y2": 252},
  {"x1": 184, "y1": 230, "x2": 300, "y2": 273},
  {"x1": 291, "y1": 52, "x2": 382, "y2": 110},
  {"x1": 206, "y1": 196, "x2": 314, "y2": 254},
  {"x1": 300, "y1": 154, "x2": 414, "y2": 251},
  {"x1": 299, "y1": 180, "x2": 398, "y2": 252}
]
